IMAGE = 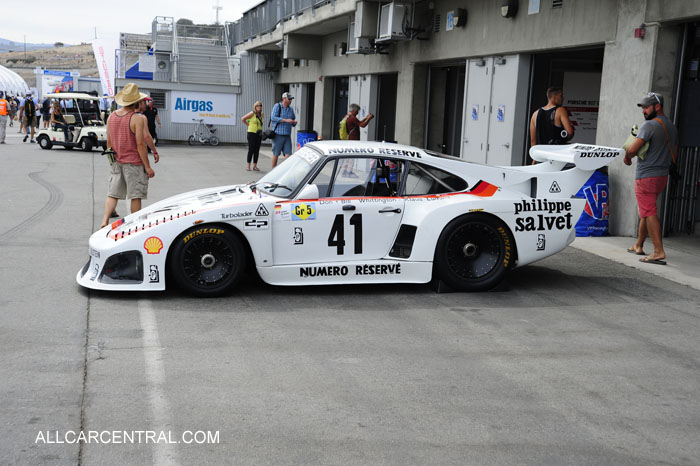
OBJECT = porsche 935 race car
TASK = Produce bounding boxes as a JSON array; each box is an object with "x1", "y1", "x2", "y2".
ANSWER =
[{"x1": 77, "y1": 141, "x2": 622, "y2": 296}]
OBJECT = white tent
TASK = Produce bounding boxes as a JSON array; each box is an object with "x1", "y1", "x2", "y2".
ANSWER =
[{"x1": 0, "y1": 65, "x2": 29, "y2": 97}]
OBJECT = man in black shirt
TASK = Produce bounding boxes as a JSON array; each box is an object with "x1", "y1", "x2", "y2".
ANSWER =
[
  {"x1": 529, "y1": 87, "x2": 575, "y2": 148},
  {"x1": 143, "y1": 97, "x2": 161, "y2": 146}
]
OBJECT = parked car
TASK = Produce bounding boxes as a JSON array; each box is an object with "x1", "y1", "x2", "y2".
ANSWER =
[{"x1": 77, "y1": 140, "x2": 623, "y2": 296}]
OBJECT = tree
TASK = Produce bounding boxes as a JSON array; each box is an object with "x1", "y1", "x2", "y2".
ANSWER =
[
  {"x1": 54, "y1": 42, "x2": 64, "y2": 48},
  {"x1": 176, "y1": 18, "x2": 194, "y2": 25}
]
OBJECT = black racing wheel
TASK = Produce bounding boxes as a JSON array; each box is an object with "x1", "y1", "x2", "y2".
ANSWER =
[
  {"x1": 168, "y1": 226, "x2": 246, "y2": 297},
  {"x1": 434, "y1": 214, "x2": 514, "y2": 292}
]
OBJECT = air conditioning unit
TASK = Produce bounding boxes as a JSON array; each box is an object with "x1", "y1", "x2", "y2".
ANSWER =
[
  {"x1": 156, "y1": 59, "x2": 170, "y2": 73},
  {"x1": 346, "y1": 22, "x2": 373, "y2": 54},
  {"x1": 254, "y1": 52, "x2": 280, "y2": 72},
  {"x1": 376, "y1": 2, "x2": 411, "y2": 43}
]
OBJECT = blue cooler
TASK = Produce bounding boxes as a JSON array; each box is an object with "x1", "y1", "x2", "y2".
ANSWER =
[{"x1": 296, "y1": 130, "x2": 317, "y2": 150}]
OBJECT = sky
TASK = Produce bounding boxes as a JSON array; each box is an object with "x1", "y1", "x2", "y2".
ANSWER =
[{"x1": 1, "y1": 0, "x2": 262, "y2": 45}]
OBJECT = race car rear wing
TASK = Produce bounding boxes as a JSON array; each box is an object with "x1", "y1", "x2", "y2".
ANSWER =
[{"x1": 529, "y1": 144, "x2": 624, "y2": 171}]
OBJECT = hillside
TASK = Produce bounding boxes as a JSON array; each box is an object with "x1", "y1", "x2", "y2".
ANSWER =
[{"x1": 1, "y1": 44, "x2": 98, "y2": 87}]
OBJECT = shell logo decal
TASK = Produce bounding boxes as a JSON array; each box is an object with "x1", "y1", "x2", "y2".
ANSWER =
[{"x1": 144, "y1": 236, "x2": 164, "y2": 254}]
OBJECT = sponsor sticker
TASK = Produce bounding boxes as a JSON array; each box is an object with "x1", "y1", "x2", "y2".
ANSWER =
[
  {"x1": 292, "y1": 203, "x2": 316, "y2": 221},
  {"x1": 293, "y1": 227, "x2": 304, "y2": 245},
  {"x1": 255, "y1": 204, "x2": 269, "y2": 216},
  {"x1": 144, "y1": 237, "x2": 164, "y2": 254},
  {"x1": 549, "y1": 181, "x2": 561, "y2": 193},
  {"x1": 220, "y1": 211, "x2": 253, "y2": 220},
  {"x1": 149, "y1": 265, "x2": 160, "y2": 283},
  {"x1": 90, "y1": 263, "x2": 99, "y2": 281},
  {"x1": 537, "y1": 234, "x2": 546, "y2": 251},
  {"x1": 183, "y1": 228, "x2": 225, "y2": 244},
  {"x1": 89, "y1": 247, "x2": 100, "y2": 259},
  {"x1": 244, "y1": 219, "x2": 269, "y2": 230}
]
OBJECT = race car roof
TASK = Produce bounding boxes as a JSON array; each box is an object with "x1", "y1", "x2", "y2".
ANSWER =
[
  {"x1": 43, "y1": 92, "x2": 100, "y2": 101},
  {"x1": 307, "y1": 140, "x2": 457, "y2": 162}
]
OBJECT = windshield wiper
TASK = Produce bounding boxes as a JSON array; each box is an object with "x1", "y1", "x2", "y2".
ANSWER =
[{"x1": 263, "y1": 182, "x2": 293, "y2": 192}]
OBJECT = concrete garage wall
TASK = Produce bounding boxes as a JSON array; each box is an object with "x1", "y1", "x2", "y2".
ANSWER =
[{"x1": 598, "y1": 0, "x2": 684, "y2": 236}]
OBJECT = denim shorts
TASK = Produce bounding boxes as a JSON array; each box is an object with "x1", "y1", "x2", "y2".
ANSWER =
[{"x1": 272, "y1": 134, "x2": 292, "y2": 156}]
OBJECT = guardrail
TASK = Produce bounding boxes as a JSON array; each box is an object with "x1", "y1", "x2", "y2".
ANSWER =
[{"x1": 227, "y1": 0, "x2": 334, "y2": 49}]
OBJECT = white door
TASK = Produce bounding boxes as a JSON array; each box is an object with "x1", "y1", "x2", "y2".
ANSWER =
[
  {"x1": 486, "y1": 55, "x2": 521, "y2": 166},
  {"x1": 462, "y1": 59, "x2": 492, "y2": 163},
  {"x1": 348, "y1": 75, "x2": 379, "y2": 140},
  {"x1": 272, "y1": 157, "x2": 405, "y2": 265},
  {"x1": 289, "y1": 83, "x2": 305, "y2": 150}
]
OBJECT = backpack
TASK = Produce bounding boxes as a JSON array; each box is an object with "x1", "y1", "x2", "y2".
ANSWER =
[
  {"x1": 24, "y1": 99, "x2": 36, "y2": 118},
  {"x1": 339, "y1": 113, "x2": 358, "y2": 140}
]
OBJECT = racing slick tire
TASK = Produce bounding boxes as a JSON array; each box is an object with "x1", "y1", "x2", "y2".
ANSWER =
[
  {"x1": 168, "y1": 226, "x2": 247, "y2": 297},
  {"x1": 80, "y1": 137, "x2": 93, "y2": 152},
  {"x1": 188, "y1": 135, "x2": 196, "y2": 146},
  {"x1": 37, "y1": 135, "x2": 52, "y2": 150},
  {"x1": 209, "y1": 136, "x2": 220, "y2": 146},
  {"x1": 434, "y1": 213, "x2": 514, "y2": 292}
]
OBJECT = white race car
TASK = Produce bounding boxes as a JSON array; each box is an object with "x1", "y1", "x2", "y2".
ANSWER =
[
  {"x1": 36, "y1": 92, "x2": 107, "y2": 152},
  {"x1": 77, "y1": 141, "x2": 622, "y2": 296}
]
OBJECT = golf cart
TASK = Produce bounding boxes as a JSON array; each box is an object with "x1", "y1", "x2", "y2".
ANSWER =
[{"x1": 36, "y1": 92, "x2": 107, "y2": 152}]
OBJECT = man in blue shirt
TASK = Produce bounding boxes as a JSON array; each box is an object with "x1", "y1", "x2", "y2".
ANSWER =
[{"x1": 270, "y1": 92, "x2": 297, "y2": 168}]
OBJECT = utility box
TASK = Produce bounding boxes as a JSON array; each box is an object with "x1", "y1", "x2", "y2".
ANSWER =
[
  {"x1": 355, "y1": 1, "x2": 379, "y2": 38},
  {"x1": 347, "y1": 22, "x2": 373, "y2": 54}
]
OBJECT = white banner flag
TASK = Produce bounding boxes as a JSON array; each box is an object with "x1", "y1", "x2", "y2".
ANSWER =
[{"x1": 92, "y1": 38, "x2": 119, "y2": 97}]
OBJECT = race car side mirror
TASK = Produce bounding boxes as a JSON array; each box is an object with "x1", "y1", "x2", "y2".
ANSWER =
[{"x1": 297, "y1": 184, "x2": 319, "y2": 200}]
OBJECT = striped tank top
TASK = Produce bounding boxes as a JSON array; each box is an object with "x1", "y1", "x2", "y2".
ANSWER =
[{"x1": 108, "y1": 111, "x2": 142, "y2": 165}]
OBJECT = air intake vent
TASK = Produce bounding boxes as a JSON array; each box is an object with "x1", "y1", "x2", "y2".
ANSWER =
[
  {"x1": 433, "y1": 14, "x2": 441, "y2": 33},
  {"x1": 552, "y1": 0, "x2": 563, "y2": 8}
]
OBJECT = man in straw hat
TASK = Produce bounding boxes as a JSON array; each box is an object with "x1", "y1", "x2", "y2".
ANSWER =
[{"x1": 100, "y1": 83, "x2": 157, "y2": 228}]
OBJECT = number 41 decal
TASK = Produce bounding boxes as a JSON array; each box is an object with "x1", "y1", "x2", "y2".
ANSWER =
[{"x1": 328, "y1": 214, "x2": 362, "y2": 255}]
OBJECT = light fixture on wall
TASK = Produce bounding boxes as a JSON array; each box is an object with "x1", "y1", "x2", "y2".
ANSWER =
[
  {"x1": 454, "y1": 8, "x2": 467, "y2": 27},
  {"x1": 475, "y1": 59, "x2": 486, "y2": 67},
  {"x1": 494, "y1": 57, "x2": 507, "y2": 65},
  {"x1": 501, "y1": 0, "x2": 518, "y2": 18},
  {"x1": 634, "y1": 25, "x2": 646, "y2": 39}
]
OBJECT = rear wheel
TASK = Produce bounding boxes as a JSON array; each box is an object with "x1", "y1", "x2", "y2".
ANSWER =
[
  {"x1": 434, "y1": 214, "x2": 513, "y2": 292},
  {"x1": 80, "y1": 138, "x2": 93, "y2": 152},
  {"x1": 188, "y1": 135, "x2": 196, "y2": 146},
  {"x1": 168, "y1": 226, "x2": 246, "y2": 297},
  {"x1": 209, "y1": 136, "x2": 219, "y2": 146},
  {"x1": 37, "y1": 135, "x2": 52, "y2": 150}
]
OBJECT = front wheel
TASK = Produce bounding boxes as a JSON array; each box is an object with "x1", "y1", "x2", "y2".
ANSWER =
[
  {"x1": 188, "y1": 135, "x2": 196, "y2": 146},
  {"x1": 38, "y1": 135, "x2": 52, "y2": 150},
  {"x1": 209, "y1": 136, "x2": 219, "y2": 146},
  {"x1": 168, "y1": 226, "x2": 246, "y2": 297},
  {"x1": 80, "y1": 138, "x2": 93, "y2": 152},
  {"x1": 434, "y1": 214, "x2": 513, "y2": 292}
]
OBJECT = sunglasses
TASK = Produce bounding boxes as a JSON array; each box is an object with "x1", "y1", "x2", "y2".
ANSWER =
[{"x1": 647, "y1": 92, "x2": 661, "y2": 104}]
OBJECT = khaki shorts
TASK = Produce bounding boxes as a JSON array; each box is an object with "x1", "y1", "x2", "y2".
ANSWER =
[
  {"x1": 24, "y1": 116, "x2": 38, "y2": 128},
  {"x1": 108, "y1": 162, "x2": 149, "y2": 200}
]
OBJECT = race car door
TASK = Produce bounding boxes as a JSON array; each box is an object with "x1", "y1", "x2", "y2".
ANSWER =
[{"x1": 272, "y1": 157, "x2": 405, "y2": 265}]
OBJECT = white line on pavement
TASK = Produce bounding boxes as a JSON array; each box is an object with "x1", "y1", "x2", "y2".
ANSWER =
[{"x1": 139, "y1": 299, "x2": 180, "y2": 466}]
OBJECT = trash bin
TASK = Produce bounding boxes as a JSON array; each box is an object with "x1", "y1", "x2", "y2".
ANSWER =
[
  {"x1": 575, "y1": 169, "x2": 609, "y2": 236},
  {"x1": 296, "y1": 130, "x2": 317, "y2": 150}
]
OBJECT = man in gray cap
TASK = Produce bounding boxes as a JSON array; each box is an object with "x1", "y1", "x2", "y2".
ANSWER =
[
  {"x1": 269, "y1": 91, "x2": 297, "y2": 168},
  {"x1": 623, "y1": 92, "x2": 678, "y2": 265}
]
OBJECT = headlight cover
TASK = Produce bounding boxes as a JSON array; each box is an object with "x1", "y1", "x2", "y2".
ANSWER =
[{"x1": 99, "y1": 251, "x2": 144, "y2": 284}]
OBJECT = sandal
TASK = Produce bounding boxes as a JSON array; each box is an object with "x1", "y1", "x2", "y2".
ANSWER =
[
  {"x1": 627, "y1": 247, "x2": 645, "y2": 255},
  {"x1": 246, "y1": 167, "x2": 251, "y2": 171},
  {"x1": 253, "y1": 167, "x2": 260, "y2": 171}
]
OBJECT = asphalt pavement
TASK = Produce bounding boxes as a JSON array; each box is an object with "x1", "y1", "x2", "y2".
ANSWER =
[{"x1": 1, "y1": 130, "x2": 699, "y2": 466}]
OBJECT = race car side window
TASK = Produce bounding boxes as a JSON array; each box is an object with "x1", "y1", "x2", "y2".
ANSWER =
[
  {"x1": 330, "y1": 158, "x2": 377, "y2": 197},
  {"x1": 309, "y1": 160, "x2": 337, "y2": 198},
  {"x1": 404, "y1": 162, "x2": 468, "y2": 195}
]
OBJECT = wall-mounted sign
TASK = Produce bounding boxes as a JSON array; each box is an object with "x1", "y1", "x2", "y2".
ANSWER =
[
  {"x1": 171, "y1": 91, "x2": 237, "y2": 126},
  {"x1": 528, "y1": 0, "x2": 540, "y2": 15},
  {"x1": 41, "y1": 70, "x2": 79, "y2": 95},
  {"x1": 446, "y1": 11, "x2": 455, "y2": 31}
]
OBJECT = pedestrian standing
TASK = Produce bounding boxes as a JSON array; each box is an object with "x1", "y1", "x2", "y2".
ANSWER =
[
  {"x1": 341, "y1": 103, "x2": 374, "y2": 140},
  {"x1": 529, "y1": 87, "x2": 575, "y2": 163},
  {"x1": 41, "y1": 96, "x2": 51, "y2": 128},
  {"x1": 623, "y1": 92, "x2": 678, "y2": 265},
  {"x1": 21, "y1": 92, "x2": 38, "y2": 143},
  {"x1": 269, "y1": 92, "x2": 297, "y2": 169},
  {"x1": 143, "y1": 98, "x2": 161, "y2": 146},
  {"x1": 100, "y1": 83, "x2": 156, "y2": 228},
  {"x1": 0, "y1": 92, "x2": 8, "y2": 144},
  {"x1": 241, "y1": 101, "x2": 263, "y2": 171}
]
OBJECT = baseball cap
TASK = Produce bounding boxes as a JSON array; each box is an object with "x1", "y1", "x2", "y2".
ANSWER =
[
  {"x1": 145, "y1": 96, "x2": 153, "y2": 101},
  {"x1": 638, "y1": 92, "x2": 663, "y2": 107},
  {"x1": 282, "y1": 92, "x2": 294, "y2": 100}
]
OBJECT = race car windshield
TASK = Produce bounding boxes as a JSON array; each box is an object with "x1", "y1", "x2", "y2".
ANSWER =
[{"x1": 256, "y1": 147, "x2": 322, "y2": 197}]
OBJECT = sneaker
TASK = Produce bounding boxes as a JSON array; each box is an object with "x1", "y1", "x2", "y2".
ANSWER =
[
  {"x1": 110, "y1": 211, "x2": 119, "y2": 218},
  {"x1": 23, "y1": 135, "x2": 28, "y2": 142},
  {"x1": 30, "y1": 139, "x2": 35, "y2": 143}
]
